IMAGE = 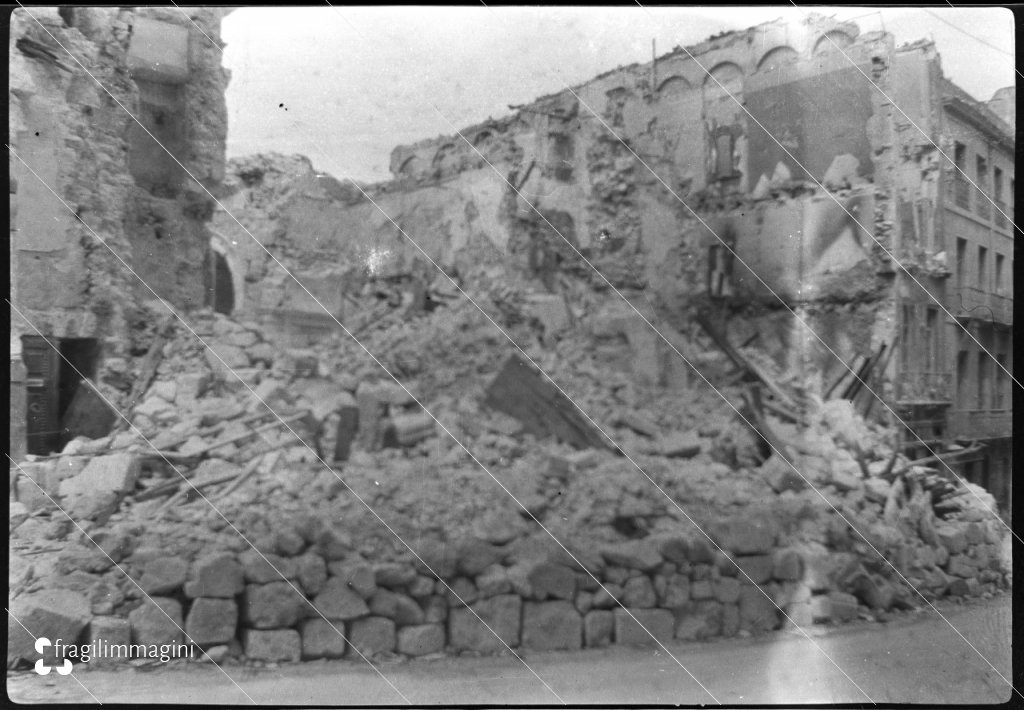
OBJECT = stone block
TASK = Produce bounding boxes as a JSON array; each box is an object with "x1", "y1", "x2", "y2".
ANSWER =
[
  {"x1": 129, "y1": 597, "x2": 183, "y2": 647},
  {"x1": 659, "y1": 432, "x2": 702, "y2": 458},
  {"x1": 423, "y1": 596, "x2": 447, "y2": 624},
  {"x1": 738, "y1": 585, "x2": 779, "y2": 633},
  {"x1": 184, "y1": 553, "x2": 244, "y2": 599},
  {"x1": 964, "y1": 522, "x2": 984, "y2": 545},
  {"x1": 772, "y1": 549, "x2": 803, "y2": 581},
  {"x1": 852, "y1": 574, "x2": 895, "y2": 611},
  {"x1": 521, "y1": 601, "x2": 582, "y2": 651},
  {"x1": 397, "y1": 624, "x2": 445, "y2": 656},
  {"x1": 583, "y1": 610, "x2": 614, "y2": 647},
  {"x1": 186, "y1": 598, "x2": 237, "y2": 646},
  {"x1": 946, "y1": 554, "x2": 977, "y2": 578},
  {"x1": 621, "y1": 576, "x2": 657, "y2": 608},
  {"x1": 660, "y1": 574, "x2": 691, "y2": 608},
  {"x1": 599, "y1": 540, "x2": 663, "y2": 571},
  {"x1": 810, "y1": 592, "x2": 858, "y2": 623},
  {"x1": 674, "y1": 600, "x2": 723, "y2": 641},
  {"x1": 713, "y1": 577, "x2": 741, "y2": 604},
  {"x1": 686, "y1": 537, "x2": 716, "y2": 564},
  {"x1": 86, "y1": 617, "x2": 131, "y2": 664},
  {"x1": 590, "y1": 583, "x2": 622, "y2": 609},
  {"x1": 243, "y1": 582, "x2": 307, "y2": 629},
  {"x1": 653, "y1": 535, "x2": 689, "y2": 565},
  {"x1": 690, "y1": 580, "x2": 713, "y2": 600},
  {"x1": 370, "y1": 589, "x2": 424, "y2": 626},
  {"x1": 7, "y1": 589, "x2": 92, "y2": 664},
  {"x1": 711, "y1": 518, "x2": 779, "y2": 555},
  {"x1": 374, "y1": 563, "x2": 418, "y2": 589},
  {"x1": 58, "y1": 453, "x2": 139, "y2": 520},
  {"x1": 413, "y1": 539, "x2": 460, "y2": 579},
  {"x1": 476, "y1": 565, "x2": 512, "y2": 598},
  {"x1": 139, "y1": 556, "x2": 189, "y2": 596},
  {"x1": 443, "y1": 577, "x2": 478, "y2": 607},
  {"x1": 239, "y1": 550, "x2": 295, "y2": 584},
  {"x1": 614, "y1": 608, "x2": 674, "y2": 645},
  {"x1": 936, "y1": 525, "x2": 968, "y2": 555},
  {"x1": 312, "y1": 577, "x2": 370, "y2": 620},
  {"x1": 293, "y1": 553, "x2": 328, "y2": 596},
  {"x1": 300, "y1": 618, "x2": 347, "y2": 659},
  {"x1": 346, "y1": 616, "x2": 397, "y2": 659},
  {"x1": 243, "y1": 629, "x2": 301, "y2": 662},
  {"x1": 328, "y1": 559, "x2": 377, "y2": 599},
  {"x1": 735, "y1": 555, "x2": 774, "y2": 584},
  {"x1": 457, "y1": 539, "x2": 505, "y2": 576},
  {"x1": 574, "y1": 590, "x2": 593, "y2": 615},
  {"x1": 510, "y1": 560, "x2": 577, "y2": 600},
  {"x1": 448, "y1": 594, "x2": 521, "y2": 652},
  {"x1": 315, "y1": 527, "x2": 353, "y2": 563}
]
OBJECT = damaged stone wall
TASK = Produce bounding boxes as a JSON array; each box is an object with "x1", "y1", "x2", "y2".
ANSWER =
[{"x1": 9, "y1": 7, "x2": 231, "y2": 451}]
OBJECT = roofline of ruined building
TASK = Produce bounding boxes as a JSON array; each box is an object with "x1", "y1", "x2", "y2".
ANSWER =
[
  {"x1": 940, "y1": 78, "x2": 1015, "y2": 151},
  {"x1": 388, "y1": 14, "x2": 875, "y2": 158}
]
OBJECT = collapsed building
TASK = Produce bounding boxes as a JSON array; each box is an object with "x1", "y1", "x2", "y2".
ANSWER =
[
  {"x1": 8, "y1": 12, "x2": 1013, "y2": 672},
  {"x1": 211, "y1": 13, "x2": 1013, "y2": 517}
]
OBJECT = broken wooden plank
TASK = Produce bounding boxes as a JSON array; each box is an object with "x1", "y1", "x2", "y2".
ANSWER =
[
  {"x1": 115, "y1": 315, "x2": 175, "y2": 432},
  {"x1": 213, "y1": 451, "x2": 279, "y2": 502},
  {"x1": 141, "y1": 410, "x2": 310, "y2": 464},
  {"x1": 483, "y1": 354, "x2": 610, "y2": 450}
]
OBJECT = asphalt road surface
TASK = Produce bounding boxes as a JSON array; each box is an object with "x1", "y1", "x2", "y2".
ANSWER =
[{"x1": 8, "y1": 594, "x2": 1012, "y2": 705}]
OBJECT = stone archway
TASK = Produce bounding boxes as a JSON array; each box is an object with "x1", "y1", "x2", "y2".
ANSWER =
[{"x1": 208, "y1": 234, "x2": 244, "y2": 316}]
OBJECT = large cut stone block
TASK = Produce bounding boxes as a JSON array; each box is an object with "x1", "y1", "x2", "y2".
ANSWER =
[
  {"x1": 300, "y1": 618, "x2": 347, "y2": 660},
  {"x1": 583, "y1": 610, "x2": 614, "y2": 647},
  {"x1": 312, "y1": 577, "x2": 370, "y2": 620},
  {"x1": 243, "y1": 582, "x2": 307, "y2": 629},
  {"x1": 243, "y1": 629, "x2": 301, "y2": 662},
  {"x1": 521, "y1": 601, "x2": 582, "y2": 651},
  {"x1": 139, "y1": 556, "x2": 189, "y2": 595},
  {"x1": 397, "y1": 624, "x2": 445, "y2": 656},
  {"x1": 346, "y1": 616, "x2": 396, "y2": 659},
  {"x1": 186, "y1": 598, "x2": 237, "y2": 646},
  {"x1": 7, "y1": 590, "x2": 92, "y2": 664},
  {"x1": 129, "y1": 597, "x2": 183, "y2": 648},
  {"x1": 448, "y1": 594, "x2": 521, "y2": 653},
  {"x1": 184, "y1": 553, "x2": 244, "y2": 598}
]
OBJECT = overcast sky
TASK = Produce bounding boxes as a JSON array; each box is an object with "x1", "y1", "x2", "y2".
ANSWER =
[{"x1": 220, "y1": 6, "x2": 1015, "y2": 183}]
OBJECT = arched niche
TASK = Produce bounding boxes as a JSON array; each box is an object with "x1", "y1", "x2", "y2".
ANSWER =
[
  {"x1": 432, "y1": 143, "x2": 459, "y2": 174},
  {"x1": 656, "y1": 75, "x2": 692, "y2": 99},
  {"x1": 756, "y1": 46, "x2": 799, "y2": 74},
  {"x1": 209, "y1": 234, "x2": 243, "y2": 315},
  {"x1": 397, "y1": 154, "x2": 424, "y2": 177},
  {"x1": 703, "y1": 62, "x2": 744, "y2": 97},
  {"x1": 813, "y1": 30, "x2": 854, "y2": 56}
]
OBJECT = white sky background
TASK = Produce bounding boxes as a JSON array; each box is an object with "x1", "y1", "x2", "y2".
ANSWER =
[{"x1": 220, "y1": 6, "x2": 1015, "y2": 183}]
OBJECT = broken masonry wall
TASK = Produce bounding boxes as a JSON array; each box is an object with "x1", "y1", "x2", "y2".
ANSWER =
[{"x1": 9, "y1": 7, "x2": 231, "y2": 454}]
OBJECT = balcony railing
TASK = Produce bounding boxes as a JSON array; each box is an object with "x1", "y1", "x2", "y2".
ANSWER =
[
  {"x1": 895, "y1": 371, "x2": 953, "y2": 404},
  {"x1": 947, "y1": 409, "x2": 1012, "y2": 440},
  {"x1": 955, "y1": 286, "x2": 1013, "y2": 325}
]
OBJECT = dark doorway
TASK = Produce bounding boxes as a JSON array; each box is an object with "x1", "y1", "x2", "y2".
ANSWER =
[
  {"x1": 213, "y1": 251, "x2": 235, "y2": 315},
  {"x1": 22, "y1": 336, "x2": 109, "y2": 454}
]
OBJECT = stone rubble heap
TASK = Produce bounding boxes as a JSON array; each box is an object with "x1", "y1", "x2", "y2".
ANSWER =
[{"x1": 9, "y1": 294, "x2": 1011, "y2": 670}]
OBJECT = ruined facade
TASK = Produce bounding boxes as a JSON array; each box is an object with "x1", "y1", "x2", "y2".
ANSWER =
[
  {"x1": 9, "y1": 7, "x2": 231, "y2": 456},
  {"x1": 212, "y1": 16, "x2": 1012, "y2": 513}
]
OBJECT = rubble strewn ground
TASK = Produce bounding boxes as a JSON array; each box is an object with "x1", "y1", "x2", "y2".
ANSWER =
[{"x1": 8, "y1": 272, "x2": 1011, "y2": 669}]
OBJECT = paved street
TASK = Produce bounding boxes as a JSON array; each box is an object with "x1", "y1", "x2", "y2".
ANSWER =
[{"x1": 8, "y1": 594, "x2": 1012, "y2": 705}]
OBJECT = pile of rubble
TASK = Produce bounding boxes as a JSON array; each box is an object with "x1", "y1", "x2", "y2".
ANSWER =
[{"x1": 9, "y1": 284, "x2": 1011, "y2": 669}]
